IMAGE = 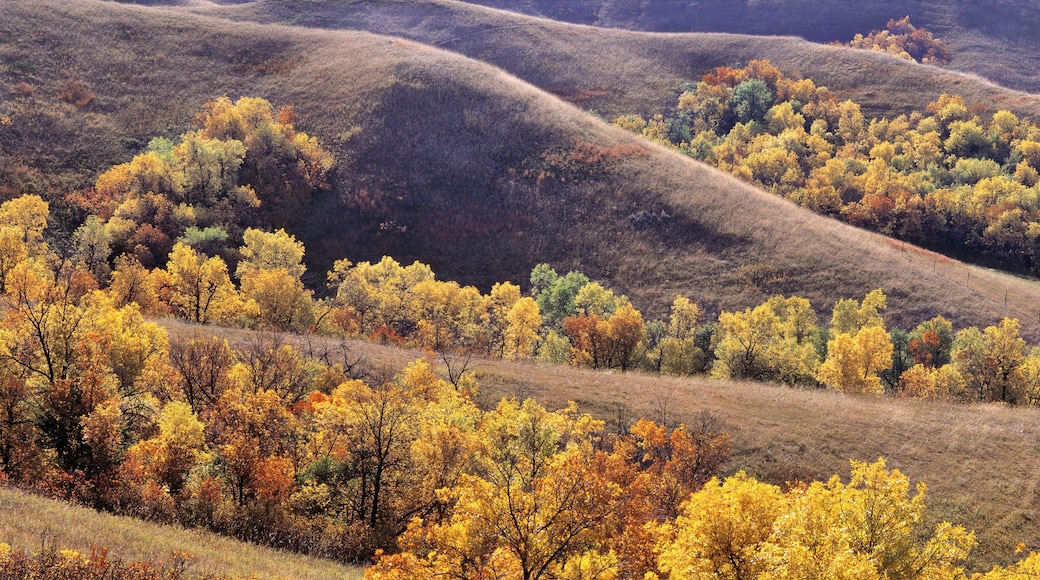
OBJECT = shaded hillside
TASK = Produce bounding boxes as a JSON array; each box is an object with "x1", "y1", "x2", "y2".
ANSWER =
[
  {"x1": 0, "y1": 485, "x2": 363, "y2": 579},
  {"x1": 458, "y1": 0, "x2": 1040, "y2": 95},
  {"x1": 161, "y1": 318, "x2": 1040, "y2": 571},
  {"x1": 3, "y1": 0, "x2": 1040, "y2": 340},
  {"x1": 193, "y1": 0, "x2": 1040, "y2": 122}
]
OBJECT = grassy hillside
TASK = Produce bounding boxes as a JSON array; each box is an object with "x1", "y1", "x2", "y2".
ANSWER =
[
  {"x1": 0, "y1": 485, "x2": 363, "y2": 579},
  {"x1": 193, "y1": 0, "x2": 1040, "y2": 121},
  {"x1": 457, "y1": 0, "x2": 1040, "y2": 95},
  {"x1": 160, "y1": 318, "x2": 1040, "y2": 571},
  {"x1": 4, "y1": 0, "x2": 1040, "y2": 342}
]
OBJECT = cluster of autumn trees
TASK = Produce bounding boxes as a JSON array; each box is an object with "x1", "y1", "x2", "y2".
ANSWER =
[
  {"x1": 0, "y1": 212, "x2": 733, "y2": 566},
  {"x1": 75, "y1": 95, "x2": 333, "y2": 269},
  {"x1": 615, "y1": 60, "x2": 1040, "y2": 273},
  {"x1": 837, "y1": 16, "x2": 951, "y2": 65},
  {"x1": 324, "y1": 253, "x2": 1040, "y2": 405}
]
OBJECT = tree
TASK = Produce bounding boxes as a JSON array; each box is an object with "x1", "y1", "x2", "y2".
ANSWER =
[
  {"x1": 817, "y1": 326, "x2": 894, "y2": 395},
  {"x1": 485, "y1": 282, "x2": 522, "y2": 357},
  {"x1": 728, "y1": 79, "x2": 774, "y2": 127},
  {"x1": 658, "y1": 295, "x2": 705, "y2": 376},
  {"x1": 122, "y1": 401, "x2": 208, "y2": 496},
  {"x1": 169, "y1": 334, "x2": 234, "y2": 413},
  {"x1": 953, "y1": 318, "x2": 1026, "y2": 403},
  {"x1": 563, "y1": 304, "x2": 645, "y2": 371},
  {"x1": 760, "y1": 459, "x2": 974, "y2": 579},
  {"x1": 210, "y1": 385, "x2": 298, "y2": 508},
  {"x1": 71, "y1": 215, "x2": 112, "y2": 283},
  {"x1": 530, "y1": 264, "x2": 590, "y2": 330},
  {"x1": 164, "y1": 242, "x2": 253, "y2": 324},
  {"x1": 370, "y1": 398, "x2": 621, "y2": 580},
  {"x1": 194, "y1": 96, "x2": 334, "y2": 227},
  {"x1": 831, "y1": 288, "x2": 886, "y2": 335},
  {"x1": 656, "y1": 472, "x2": 786, "y2": 580},
  {"x1": 0, "y1": 358, "x2": 39, "y2": 482},
  {"x1": 0, "y1": 194, "x2": 49, "y2": 254},
  {"x1": 235, "y1": 227, "x2": 306, "y2": 281},
  {"x1": 504, "y1": 297, "x2": 541, "y2": 360},
  {"x1": 240, "y1": 267, "x2": 314, "y2": 330},
  {"x1": 0, "y1": 261, "x2": 144, "y2": 500},
  {"x1": 712, "y1": 296, "x2": 818, "y2": 385}
]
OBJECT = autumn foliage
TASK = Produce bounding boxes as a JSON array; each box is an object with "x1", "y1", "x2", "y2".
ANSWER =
[
  {"x1": 616, "y1": 60, "x2": 1040, "y2": 276},
  {"x1": 842, "y1": 17, "x2": 952, "y2": 65},
  {"x1": 8, "y1": 97, "x2": 1040, "y2": 577}
]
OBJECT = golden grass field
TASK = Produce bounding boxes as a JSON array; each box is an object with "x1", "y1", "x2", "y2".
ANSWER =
[{"x1": 0, "y1": 484, "x2": 364, "y2": 579}]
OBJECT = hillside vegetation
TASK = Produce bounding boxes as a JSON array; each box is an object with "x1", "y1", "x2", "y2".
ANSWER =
[
  {"x1": 161, "y1": 319, "x2": 1040, "y2": 572},
  {"x1": 4, "y1": 0, "x2": 1040, "y2": 341},
  {"x1": 0, "y1": 485, "x2": 363, "y2": 579}
]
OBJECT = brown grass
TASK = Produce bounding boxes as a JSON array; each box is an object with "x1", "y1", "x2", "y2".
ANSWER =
[
  {"x1": 447, "y1": 0, "x2": 1040, "y2": 96},
  {"x1": 0, "y1": 485, "x2": 364, "y2": 579},
  {"x1": 192, "y1": 0, "x2": 1040, "y2": 120},
  {"x1": 158, "y1": 318, "x2": 1040, "y2": 572}
]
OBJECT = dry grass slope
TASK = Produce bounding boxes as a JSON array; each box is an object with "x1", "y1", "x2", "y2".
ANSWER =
[
  {"x1": 5, "y1": 0, "x2": 1040, "y2": 341},
  {"x1": 193, "y1": 0, "x2": 1040, "y2": 121},
  {"x1": 161, "y1": 318, "x2": 1040, "y2": 572},
  {"x1": 0, "y1": 484, "x2": 363, "y2": 579},
  {"x1": 457, "y1": 0, "x2": 1040, "y2": 96}
]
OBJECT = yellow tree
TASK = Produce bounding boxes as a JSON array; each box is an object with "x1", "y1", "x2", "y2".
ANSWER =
[
  {"x1": 485, "y1": 281, "x2": 522, "y2": 357},
  {"x1": 660, "y1": 294, "x2": 705, "y2": 376},
  {"x1": 953, "y1": 318, "x2": 1026, "y2": 403},
  {"x1": 241, "y1": 267, "x2": 314, "y2": 330},
  {"x1": 831, "y1": 288, "x2": 887, "y2": 335},
  {"x1": 761, "y1": 459, "x2": 975, "y2": 579},
  {"x1": 370, "y1": 398, "x2": 621, "y2": 580},
  {"x1": 712, "y1": 296, "x2": 818, "y2": 384},
  {"x1": 121, "y1": 400, "x2": 209, "y2": 500},
  {"x1": 210, "y1": 385, "x2": 299, "y2": 507},
  {"x1": 108, "y1": 254, "x2": 163, "y2": 314},
  {"x1": 897, "y1": 363, "x2": 965, "y2": 401},
  {"x1": 164, "y1": 242, "x2": 254, "y2": 324},
  {"x1": 817, "y1": 326, "x2": 894, "y2": 395},
  {"x1": 0, "y1": 227, "x2": 27, "y2": 295},
  {"x1": 235, "y1": 228, "x2": 313, "y2": 330},
  {"x1": 503, "y1": 297, "x2": 541, "y2": 360},
  {"x1": 656, "y1": 472, "x2": 786, "y2": 580},
  {"x1": 0, "y1": 194, "x2": 49, "y2": 254},
  {"x1": 235, "y1": 227, "x2": 306, "y2": 281}
]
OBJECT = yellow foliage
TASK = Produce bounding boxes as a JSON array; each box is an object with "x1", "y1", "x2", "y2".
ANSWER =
[
  {"x1": 656, "y1": 472, "x2": 786, "y2": 580},
  {"x1": 817, "y1": 326, "x2": 893, "y2": 395}
]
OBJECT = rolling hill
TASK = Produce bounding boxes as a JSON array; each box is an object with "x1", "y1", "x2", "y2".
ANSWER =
[
  {"x1": 454, "y1": 0, "x2": 1040, "y2": 96},
  {"x1": 3, "y1": 0, "x2": 1040, "y2": 340},
  {"x1": 0, "y1": 484, "x2": 362, "y2": 579},
  {"x1": 191, "y1": 0, "x2": 1040, "y2": 121}
]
